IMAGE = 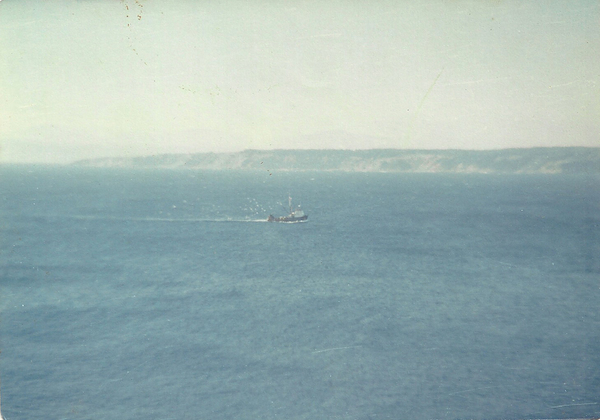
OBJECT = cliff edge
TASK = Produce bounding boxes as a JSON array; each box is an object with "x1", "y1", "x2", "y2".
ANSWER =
[{"x1": 73, "y1": 148, "x2": 600, "y2": 174}]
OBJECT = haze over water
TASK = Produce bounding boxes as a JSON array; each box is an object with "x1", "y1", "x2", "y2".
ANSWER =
[{"x1": 1, "y1": 1, "x2": 598, "y2": 163}]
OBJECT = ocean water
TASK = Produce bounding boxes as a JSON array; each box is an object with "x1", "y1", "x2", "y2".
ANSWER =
[{"x1": 0, "y1": 166, "x2": 599, "y2": 420}]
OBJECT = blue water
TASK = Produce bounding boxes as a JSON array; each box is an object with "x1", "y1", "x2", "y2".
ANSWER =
[{"x1": 1, "y1": 166, "x2": 599, "y2": 420}]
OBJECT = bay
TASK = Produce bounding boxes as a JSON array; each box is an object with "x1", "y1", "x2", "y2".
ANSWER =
[{"x1": 1, "y1": 166, "x2": 599, "y2": 419}]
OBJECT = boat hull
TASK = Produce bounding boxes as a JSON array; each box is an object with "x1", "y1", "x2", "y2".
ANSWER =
[{"x1": 267, "y1": 214, "x2": 308, "y2": 223}]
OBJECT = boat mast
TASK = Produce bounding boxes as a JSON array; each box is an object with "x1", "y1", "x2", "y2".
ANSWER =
[{"x1": 288, "y1": 195, "x2": 292, "y2": 214}]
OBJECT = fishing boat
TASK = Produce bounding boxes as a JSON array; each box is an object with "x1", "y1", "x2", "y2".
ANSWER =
[{"x1": 267, "y1": 196, "x2": 308, "y2": 223}]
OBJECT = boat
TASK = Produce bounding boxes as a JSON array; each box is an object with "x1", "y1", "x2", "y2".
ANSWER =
[{"x1": 267, "y1": 196, "x2": 308, "y2": 223}]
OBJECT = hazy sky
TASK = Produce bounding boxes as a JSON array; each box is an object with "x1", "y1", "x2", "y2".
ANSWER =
[{"x1": 1, "y1": 0, "x2": 598, "y2": 163}]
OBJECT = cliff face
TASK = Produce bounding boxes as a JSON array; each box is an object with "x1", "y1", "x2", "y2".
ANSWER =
[{"x1": 73, "y1": 148, "x2": 600, "y2": 174}]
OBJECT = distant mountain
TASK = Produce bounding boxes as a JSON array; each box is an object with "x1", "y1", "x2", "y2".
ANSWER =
[{"x1": 73, "y1": 148, "x2": 600, "y2": 174}]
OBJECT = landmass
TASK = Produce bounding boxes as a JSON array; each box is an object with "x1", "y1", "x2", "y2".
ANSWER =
[{"x1": 73, "y1": 148, "x2": 600, "y2": 174}]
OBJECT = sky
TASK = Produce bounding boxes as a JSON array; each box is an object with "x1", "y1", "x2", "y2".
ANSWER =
[{"x1": 0, "y1": 0, "x2": 598, "y2": 163}]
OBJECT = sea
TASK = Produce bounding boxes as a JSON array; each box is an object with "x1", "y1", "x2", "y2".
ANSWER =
[{"x1": 0, "y1": 166, "x2": 599, "y2": 420}]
